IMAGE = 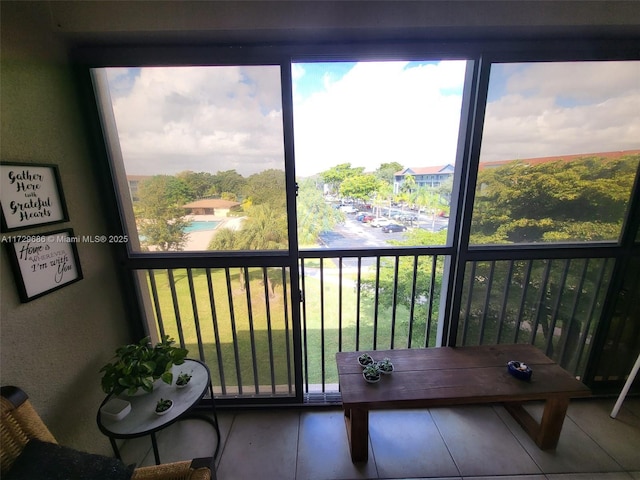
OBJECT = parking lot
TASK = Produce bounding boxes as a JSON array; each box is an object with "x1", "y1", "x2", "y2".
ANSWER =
[{"x1": 318, "y1": 210, "x2": 449, "y2": 250}]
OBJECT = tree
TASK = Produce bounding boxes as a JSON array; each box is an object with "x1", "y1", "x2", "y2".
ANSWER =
[
  {"x1": 136, "y1": 175, "x2": 191, "y2": 251},
  {"x1": 399, "y1": 174, "x2": 417, "y2": 195},
  {"x1": 208, "y1": 204, "x2": 287, "y2": 296},
  {"x1": 339, "y1": 174, "x2": 383, "y2": 203},
  {"x1": 321, "y1": 163, "x2": 364, "y2": 196},
  {"x1": 209, "y1": 204, "x2": 287, "y2": 251},
  {"x1": 240, "y1": 204, "x2": 288, "y2": 250},
  {"x1": 375, "y1": 162, "x2": 404, "y2": 184},
  {"x1": 371, "y1": 181, "x2": 393, "y2": 217},
  {"x1": 175, "y1": 171, "x2": 216, "y2": 200},
  {"x1": 360, "y1": 228, "x2": 449, "y2": 346},
  {"x1": 297, "y1": 179, "x2": 343, "y2": 246},
  {"x1": 244, "y1": 169, "x2": 287, "y2": 209},
  {"x1": 412, "y1": 186, "x2": 443, "y2": 230},
  {"x1": 463, "y1": 154, "x2": 639, "y2": 361},
  {"x1": 208, "y1": 226, "x2": 243, "y2": 251},
  {"x1": 212, "y1": 170, "x2": 247, "y2": 198},
  {"x1": 471, "y1": 155, "x2": 639, "y2": 243}
]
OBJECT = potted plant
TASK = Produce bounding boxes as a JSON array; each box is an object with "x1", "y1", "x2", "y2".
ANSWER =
[
  {"x1": 377, "y1": 357, "x2": 394, "y2": 374},
  {"x1": 362, "y1": 364, "x2": 381, "y2": 383},
  {"x1": 155, "y1": 398, "x2": 173, "y2": 415},
  {"x1": 358, "y1": 353, "x2": 374, "y2": 368},
  {"x1": 176, "y1": 372, "x2": 192, "y2": 388},
  {"x1": 100, "y1": 335, "x2": 188, "y2": 396}
]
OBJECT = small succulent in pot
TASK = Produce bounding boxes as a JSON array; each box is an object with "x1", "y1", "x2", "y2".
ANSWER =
[
  {"x1": 377, "y1": 357, "x2": 394, "y2": 374},
  {"x1": 176, "y1": 372, "x2": 192, "y2": 387},
  {"x1": 155, "y1": 398, "x2": 173, "y2": 415},
  {"x1": 362, "y1": 364, "x2": 381, "y2": 383},
  {"x1": 358, "y1": 353, "x2": 374, "y2": 367}
]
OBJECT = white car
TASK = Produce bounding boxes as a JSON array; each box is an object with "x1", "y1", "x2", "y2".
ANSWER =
[
  {"x1": 370, "y1": 217, "x2": 392, "y2": 227},
  {"x1": 339, "y1": 205, "x2": 358, "y2": 214}
]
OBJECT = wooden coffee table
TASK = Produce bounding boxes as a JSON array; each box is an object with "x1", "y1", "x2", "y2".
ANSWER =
[{"x1": 336, "y1": 344, "x2": 591, "y2": 462}]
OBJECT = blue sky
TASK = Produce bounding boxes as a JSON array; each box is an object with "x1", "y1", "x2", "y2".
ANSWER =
[{"x1": 292, "y1": 62, "x2": 356, "y2": 99}]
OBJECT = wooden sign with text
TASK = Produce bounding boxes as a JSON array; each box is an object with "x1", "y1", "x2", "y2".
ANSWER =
[
  {"x1": 4, "y1": 229, "x2": 83, "y2": 302},
  {"x1": 0, "y1": 162, "x2": 69, "y2": 232}
]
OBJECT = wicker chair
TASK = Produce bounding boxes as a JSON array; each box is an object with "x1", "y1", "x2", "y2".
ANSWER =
[{"x1": 1, "y1": 386, "x2": 215, "y2": 480}]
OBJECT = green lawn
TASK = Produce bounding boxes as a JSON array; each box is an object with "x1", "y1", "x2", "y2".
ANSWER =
[{"x1": 146, "y1": 267, "x2": 437, "y2": 394}]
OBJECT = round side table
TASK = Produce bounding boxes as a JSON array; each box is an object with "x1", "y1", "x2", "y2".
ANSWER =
[{"x1": 97, "y1": 359, "x2": 220, "y2": 465}]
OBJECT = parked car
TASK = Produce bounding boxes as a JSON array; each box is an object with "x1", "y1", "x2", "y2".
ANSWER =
[
  {"x1": 356, "y1": 213, "x2": 374, "y2": 222},
  {"x1": 370, "y1": 217, "x2": 392, "y2": 227},
  {"x1": 339, "y1": 205, "x2": 358, "y2": 214},
  {"x1": 382, "y1": 223, "x2": 408, "y2": 233},
  {"x1": 393, "y1": 214, "x2": 417, "y2": 222}
]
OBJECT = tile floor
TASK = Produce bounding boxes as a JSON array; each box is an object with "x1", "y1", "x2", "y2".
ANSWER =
[{"x1": 118, "y1": 397, "x2": 640, "y2": 480}]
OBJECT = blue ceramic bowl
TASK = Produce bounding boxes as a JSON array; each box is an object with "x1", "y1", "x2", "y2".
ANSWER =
[{"x1": 507, "y1": 360, "x2": 532, "y2": 381}]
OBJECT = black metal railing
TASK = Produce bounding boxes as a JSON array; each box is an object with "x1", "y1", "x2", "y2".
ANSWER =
[
  {"x1": 139, "y1": 251, "x2": 613, "y2": 401},
  {"x1": 457, "y1": 257, "x2": 614, "y2": 379},
  {"x1": 298, "y1": 251, "x2": 445, "y2": 394},
  {"x1": 145, "y1": 266, "x2": 295, "y2": 398}
]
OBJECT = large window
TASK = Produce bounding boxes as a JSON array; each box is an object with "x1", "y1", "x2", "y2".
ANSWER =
[
  {"x1": 292, "y1": 60, "x2": 467, "y2": 248},
  {"x1": 471, "y1": 61, "x2": 640, "y2": 245},
  {"x1": 89, "y1": 49, "x2": 640, "y2": 401},
  {"x1": 95, "y1": 65, "x2": 287, "y2": 253}
]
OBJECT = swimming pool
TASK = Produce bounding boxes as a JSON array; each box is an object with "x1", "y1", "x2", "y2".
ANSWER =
[{"x1": 184, "y1": 221, "x2": 220, "y2": 233}]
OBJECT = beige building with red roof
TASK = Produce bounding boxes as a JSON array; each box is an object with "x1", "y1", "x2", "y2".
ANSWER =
[{"x1": 182, "y1": 199, "x2": 240, "y2": 216}]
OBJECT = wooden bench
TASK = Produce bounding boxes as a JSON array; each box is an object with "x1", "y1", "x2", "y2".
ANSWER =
[{"x1": 336, "y1": 344, "x2": 591, "y2": 462}]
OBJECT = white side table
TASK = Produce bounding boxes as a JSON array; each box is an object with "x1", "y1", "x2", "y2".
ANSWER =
[{"x1": 97, "y1": 359, "x2": 220, "y2": 465}]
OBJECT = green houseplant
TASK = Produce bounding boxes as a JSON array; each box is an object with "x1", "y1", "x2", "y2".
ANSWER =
[{"x1": 100, "y1": 335, "x2": 188, "y2": 396}]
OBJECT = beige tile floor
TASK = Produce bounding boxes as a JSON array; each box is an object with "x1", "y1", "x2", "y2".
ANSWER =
[{"x1": 118, "y1": 397, "x2": 640, "y2": 480}]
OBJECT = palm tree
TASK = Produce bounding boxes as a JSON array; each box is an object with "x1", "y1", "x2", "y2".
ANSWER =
[
  {"x1": 209, "y1": 227, "x2": 238, "y2": 250},
  {"x1": 209, "y1": 205, "x2": 287, "y2": 296}
]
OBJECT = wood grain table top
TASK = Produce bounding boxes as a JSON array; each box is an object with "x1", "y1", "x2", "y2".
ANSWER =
[{"x1": 336, "y1": 344, "x2": 591, "y2": 409}]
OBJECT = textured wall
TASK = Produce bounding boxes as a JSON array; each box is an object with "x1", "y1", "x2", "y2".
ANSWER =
[{"x1": 0, "y1": 2, "x2": 131, "y2": 455}]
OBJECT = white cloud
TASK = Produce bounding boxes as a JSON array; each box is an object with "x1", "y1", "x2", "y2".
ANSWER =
[
  {"x1": 103, "y1": 60, "x2": 638, "y2": 179},
  {"x1": 480, "y1": 61, "x2": 640, "y2": 161},
  {"x1": 107, "y1": 66, "x2": 285, "y2": 176},
  {"x1": 293, "y1": 61, "x2": 467, "y2": 177}
]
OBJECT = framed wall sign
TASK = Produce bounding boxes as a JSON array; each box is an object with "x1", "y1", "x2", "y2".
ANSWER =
[
  {"x1": 0, "y1": 162, "x2": 69, "y2": 232},
  {"x1": 4, "y1": 228, "x2": 83, "y2": 302}
]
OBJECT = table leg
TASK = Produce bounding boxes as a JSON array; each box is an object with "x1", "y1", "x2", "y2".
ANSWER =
[
  {"x1": 537, "y1": 396, "x2": 570, "y2": 450},
  {"x1": 109, "y1": 437, "x2": 121, "y2": 460},
  {"x1": 343, "y1": 407, "x2": 368, "y2": 462},
  {"x1": 150, "y1": 432, "x2": 161, "y2": 465},
  {"x1": 504, "y1": 396, "x2": 570, "y2": 450},
  {"x1": 209, "y1": 382, "x2": 221, "y2": 459}
]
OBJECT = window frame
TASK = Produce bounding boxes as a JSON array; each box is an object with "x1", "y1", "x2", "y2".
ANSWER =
[{"x1": 75, "y1": 38, "x2": 640, "y2": 402}]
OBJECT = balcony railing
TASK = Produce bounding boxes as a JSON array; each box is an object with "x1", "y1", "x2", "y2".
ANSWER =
[{"x1": 139, "y1": 251, "x2": 613, "y2": 403}]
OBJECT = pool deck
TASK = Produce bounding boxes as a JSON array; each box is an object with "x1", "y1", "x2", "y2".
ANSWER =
[{"x1": 184, "y1": 215, "x2": 245, "y2": 250}]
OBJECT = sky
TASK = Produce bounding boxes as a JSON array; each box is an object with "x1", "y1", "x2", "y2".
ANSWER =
[
  {"x1": 480, "y1": 61, "x2": 640, "y2": 162},
  {"x1": 102, "y1": 60, "x2": 640, "y2": 178}
]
